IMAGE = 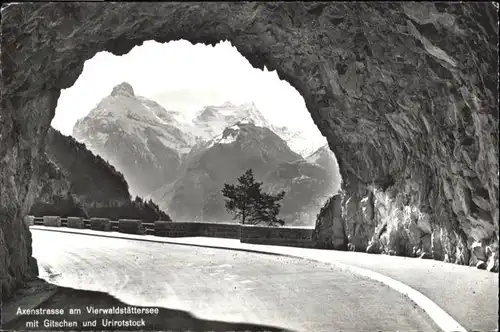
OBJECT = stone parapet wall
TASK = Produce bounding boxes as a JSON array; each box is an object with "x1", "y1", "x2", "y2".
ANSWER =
[
  {"x1": 240, "y1": 225, "x2": 315, "y2": 248},
  {"x1": 42, "y1": 216, "x2": 61, "y2": 227},
  {"x1": 67, "y1": 217, "x2": 84, "y2": 229},
  {"x1": 89, "y1": 218, "x2": 111, "y2": 232}
]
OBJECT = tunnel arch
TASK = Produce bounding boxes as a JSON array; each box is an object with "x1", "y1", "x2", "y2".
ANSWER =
[
  {"x1": 51, "y1": 38, "x2": 340, "y2": 223},
  {"x1": 1, "y1": 2, "x2": 498, "y2": 299}
]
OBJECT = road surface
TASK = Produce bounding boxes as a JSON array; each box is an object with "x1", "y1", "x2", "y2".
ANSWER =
[{"x1": 29, "y1": 229, "x2": 442, "y2": 332}]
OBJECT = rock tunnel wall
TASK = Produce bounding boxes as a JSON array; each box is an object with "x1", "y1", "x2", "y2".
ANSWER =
[{"x1": 1, "y1": 2, "x2": 498, "y2": 299}]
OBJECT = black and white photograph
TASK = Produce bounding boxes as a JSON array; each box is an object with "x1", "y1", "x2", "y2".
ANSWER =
[{"x1": 0, "y1": 2, "x2": 498, "y2": 331}]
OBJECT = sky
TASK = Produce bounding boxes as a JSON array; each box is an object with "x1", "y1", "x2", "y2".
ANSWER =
[{"x1": 52, "y1": 40, "x2": 325, "y2": 144}]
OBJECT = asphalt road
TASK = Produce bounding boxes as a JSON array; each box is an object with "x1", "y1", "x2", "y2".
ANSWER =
[
  {"x1": 30, "y1": 229, "x2": 441, "y2": 332},
  {"x1": 144, "y1": 233, "x2": 499, "y2": 332}
]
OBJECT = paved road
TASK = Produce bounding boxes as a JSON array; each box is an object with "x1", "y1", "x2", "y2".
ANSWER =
[
  {"x1": 166, "y1": 236, "x2": 499, "y2": 332},
  {"x1": 31, "y1": 229, "x2": 440, "y2": 332}
]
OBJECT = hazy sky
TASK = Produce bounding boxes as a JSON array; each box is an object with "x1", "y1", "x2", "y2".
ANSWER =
[{"x1": 52, "y1": 40, "x2": 324, "y2": 142}]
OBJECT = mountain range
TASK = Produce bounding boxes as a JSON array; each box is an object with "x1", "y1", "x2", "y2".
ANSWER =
[
  {"x1": 73, "y1": 82, "x2": 196, "y2": 197},
  {"x1": 72, "y1": 82, "x2": 341, "y2": 225},
  {"x1": 190, "y1": 101, "x2": 316, "y2": 155}
]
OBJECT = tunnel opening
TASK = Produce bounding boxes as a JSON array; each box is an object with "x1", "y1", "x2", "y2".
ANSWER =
[
  {"x1": 46, "y1": 39, "x2": 343, "y2": 227},
  {"x1": 1, "y1": 2, "x2": 498, "y2": 303}
]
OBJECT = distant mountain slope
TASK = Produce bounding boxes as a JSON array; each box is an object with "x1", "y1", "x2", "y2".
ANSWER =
[
  {"x1": 149, "y1": 122, "x2": 340, "y2": 225},
  {"x1": 72, "y1": 82, "x2": 196, "y2": 197},
  {"x1": 46, "y1": 127, "x2": 131, "y2": 205},
  {"x1": 30, "y1": 152, "x2": 87, "y2": 218},
  {"x1": 30, "y1": 127, "x2": 171, "y2": 222},
  {"x1": 150, "y1": 122, "x2": 302, "y2": 221},
  {"x1": 263, "y1": 145, "x2": 342, "y2": 224},
  {"x1": 306, "y1": 144, "x2": 342, "y2": 194}
]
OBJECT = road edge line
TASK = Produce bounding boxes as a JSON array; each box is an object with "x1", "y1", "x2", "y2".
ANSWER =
[{"x1": 314, "y1": 259, "x2": 468, "y2": 332}]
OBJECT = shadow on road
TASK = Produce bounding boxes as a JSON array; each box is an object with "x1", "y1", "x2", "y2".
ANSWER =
[{"x1": 3, "y1": 283, "x2": 296, "y2": 332}]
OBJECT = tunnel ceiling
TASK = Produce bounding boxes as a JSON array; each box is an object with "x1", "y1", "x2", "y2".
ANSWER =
[{"x1": 2, "y1": 3, "x2": 498, "y2": 184}]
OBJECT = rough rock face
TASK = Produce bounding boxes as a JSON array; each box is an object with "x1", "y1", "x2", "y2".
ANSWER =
[
  {"x1": 0, "y1": 2, "x2": 498, "y2": 299},
  {"x1": 73, "y1": 82, "x2": 196, "y2": 197},
  {"x1": 314, "y1": 195, "x2": 348, "y2": 250}
]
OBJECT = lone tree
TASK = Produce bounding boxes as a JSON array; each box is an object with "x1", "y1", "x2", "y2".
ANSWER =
[{"x1": 222, "y1": 169, "x2": 285, "y2": 226}]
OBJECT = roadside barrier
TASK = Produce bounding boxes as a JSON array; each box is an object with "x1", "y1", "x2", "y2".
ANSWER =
[
  {"x1": 89, "y1": 218, "x2": 112, "y2": 231},
  {"x1": 67, "y1": 217, "x2": 85, "y2": 229},
  {"x1": 29, "y1": 216, "x2": 315, "y2": 247},
  {"x1": 118, "y1": 219, "x2": 145, "y2": 235},
  {"x1": 43, "y1": 216, "x2": 61, "y2": 227}
]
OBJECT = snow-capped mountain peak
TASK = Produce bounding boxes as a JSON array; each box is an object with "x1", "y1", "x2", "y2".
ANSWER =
[
  {"x1": 202, "y1": 123, "x2": 241, "y2": 150},
  {"x1": 188, "y1": 101, "x2": 326, "y2": 157},
  {"x1": 72, "y1": 82, "x2": 197, "y2": 196},
  {"x1": 191, "y1": 101, "x2": 270, "y2": 141},
  {"x1": 193, "y1": 101, "x2": 268, "y2": 125},
  {"x1": 234, "y1": 102, "x2": 269, "y2": 127},
  {"x1": 221, "y1": 100, "x2": 236, "y2": 108},
  {"x1": 217, "y1": 124, "x2": 241, "y2": 145},
  {"x1": 111, "y1": 82, "x2": 135, "y2": 97}
]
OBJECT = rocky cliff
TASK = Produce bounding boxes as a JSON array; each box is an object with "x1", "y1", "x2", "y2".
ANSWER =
[{"x1": 1, "y1": 2, "x2": 498, "y2": 300}]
